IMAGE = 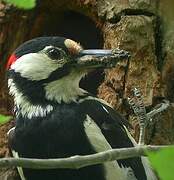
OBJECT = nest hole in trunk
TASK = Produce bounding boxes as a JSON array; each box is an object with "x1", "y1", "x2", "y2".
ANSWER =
[{"x1": 36, "y1": 10, "x2": 105, "y2": 95}]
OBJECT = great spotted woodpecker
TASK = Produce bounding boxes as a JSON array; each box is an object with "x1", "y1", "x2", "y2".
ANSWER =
[{"x1": 7, "y1": 36, "x2": 157, "y2": 180}]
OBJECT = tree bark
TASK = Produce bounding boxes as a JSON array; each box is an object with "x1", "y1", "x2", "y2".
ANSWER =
[{"x1": 0, "y1": 0, "x2": 174, "y2": 179}]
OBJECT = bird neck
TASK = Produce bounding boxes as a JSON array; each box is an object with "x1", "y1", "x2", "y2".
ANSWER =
[
  {"x1": 8, "y1": 72, "x2": 88, "y2": 119},
  {"x1": 8, "y1": 78, "x2": 53, "y2": 119},
  {"x1": 44, "y1": 72, "x2": 87, "y2": 104}
]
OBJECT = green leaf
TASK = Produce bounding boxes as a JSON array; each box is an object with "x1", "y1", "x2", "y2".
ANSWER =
[
  {"x1": 147, "y1": 147, "x2": 174, "y2": 180},
  {"x1": 4, "y1": 0, "x2": 36, "y2": 9},
  {"x1": 0, "y1": 114, "x2": 12, "y2": 124}
]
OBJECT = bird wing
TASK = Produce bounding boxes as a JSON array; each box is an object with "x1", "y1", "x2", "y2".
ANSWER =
[
  {"x1": 83, "y1": 114, "x2": 137, "y2": 180},
  {"x1": 80, "y1": 97, "x2": 157, "y2": 180},
  {"x1": 7, "y1": 127, "x2": 26, "y2": 180}
]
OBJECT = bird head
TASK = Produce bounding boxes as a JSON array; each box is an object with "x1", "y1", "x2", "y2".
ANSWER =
[{"x1": 7, "y1": 36, "x2": 129, "y2": 118}]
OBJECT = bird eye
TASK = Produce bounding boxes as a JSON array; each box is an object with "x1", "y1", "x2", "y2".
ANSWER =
[{"x1": 47, "y1": 48, "x2": 61, "y2": 60}]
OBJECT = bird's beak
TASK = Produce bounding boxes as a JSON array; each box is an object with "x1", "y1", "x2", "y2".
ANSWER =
[{"x1": 74, "y1": 49, "x2": 130, "y2": 70}]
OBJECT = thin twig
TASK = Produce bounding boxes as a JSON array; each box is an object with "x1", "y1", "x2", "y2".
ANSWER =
[{"x1": 0, "y1": 145, "x2": 170, "y2": 169}]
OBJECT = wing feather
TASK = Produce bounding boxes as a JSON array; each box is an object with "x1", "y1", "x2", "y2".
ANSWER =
[
  {"x1": 80, "y1": 97, "x2": 157, "y2": 180},
  {"x1": 84, "y1": 115, "x2": 137, "y2": 180},
  {"x1": 7, "y1": 127, "x2": 26, "y2": 180}
]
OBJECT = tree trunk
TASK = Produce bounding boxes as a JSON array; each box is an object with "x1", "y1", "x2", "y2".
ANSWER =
[{"x1": 0, "y1": 0, "x2": 174, "y2": 179}]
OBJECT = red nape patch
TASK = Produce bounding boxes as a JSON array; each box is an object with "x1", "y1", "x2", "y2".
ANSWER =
[{"x1": 6, "y1": 54, "x2": 17, "y2": 70}]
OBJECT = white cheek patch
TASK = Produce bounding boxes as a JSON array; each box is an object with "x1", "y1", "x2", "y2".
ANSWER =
[
  {"x1": 44, "y1": 71, "x2": 86, "y2": 103},
  {"x1": 11, "y1": 53, "x2": 60, "y2": 81}
]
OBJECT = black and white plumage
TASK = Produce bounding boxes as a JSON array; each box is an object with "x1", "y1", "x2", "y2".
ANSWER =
[{"x1": 7, "y1": 36, "x2": 157, "y2": 180}]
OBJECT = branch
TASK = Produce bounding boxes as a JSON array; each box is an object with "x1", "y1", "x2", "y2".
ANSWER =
[{"x1": 0, "y1": 145, "x2": 170, "y2": 169}]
